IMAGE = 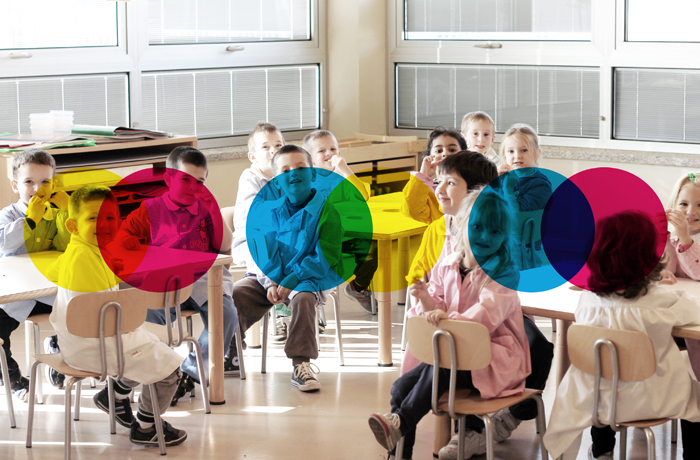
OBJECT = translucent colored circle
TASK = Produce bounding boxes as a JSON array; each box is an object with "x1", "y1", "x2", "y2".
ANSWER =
[
  {"x1": 102, "y1": 167, "x2": 220, "y2": 292},
  {"x1": 247, "y1": 168, "x2": 373, "y2": 292},
  {"x1": 563, "y1": 168, "x2": 666, "y2": 291},
  {"x1": 28, "y1": 168, "x2": 125, "y2": 292}
]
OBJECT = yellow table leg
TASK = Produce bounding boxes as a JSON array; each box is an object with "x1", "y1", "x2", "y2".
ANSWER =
[
  {"x1": 208, "y1": 266, "x2": 225, "y2": 404},
  {"x1": 377, "y1": 239, "x2": 393, "y2": 367}
]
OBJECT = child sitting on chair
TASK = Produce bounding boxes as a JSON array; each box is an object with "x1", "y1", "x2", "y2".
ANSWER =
[
  {"x1": 48, "y1": 185, "x2": 187, "y2": 447},
  {"x1": 369, "y1": 189, "x2": 530, "y2": 460},
  {"x1": 0, "y1": 149, "x2": 71, "y2": 400},
  {"x1": 544, "y1": 211, "x2": 700, "y2": 460}
]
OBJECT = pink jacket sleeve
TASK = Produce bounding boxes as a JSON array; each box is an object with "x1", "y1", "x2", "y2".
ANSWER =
[{"x1": 668, "y1": 237, "x2": 700, "y2": 280}]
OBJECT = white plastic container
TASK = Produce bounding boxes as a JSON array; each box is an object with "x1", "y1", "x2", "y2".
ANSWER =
[
  {"x1": 29, "y1": 113, "x2": 54, "y2": 140},
  {"x1": 50, "y1": 110, "x2": 74, "y2": 138}
]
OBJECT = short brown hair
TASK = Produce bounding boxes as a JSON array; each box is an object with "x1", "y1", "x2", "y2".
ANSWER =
[
  {"x1": 68, "y1": 184, "x2": 117, "y2": 219},
  {"x1": 12, "y1": 149, "x2": 56, "y2": 180},
  {"x1": 460, "y1": 111, "x2": 495, "y2": 134},
  {"x1": 271, "y1": 145, "x2": 313, "y2": 175},
  {"x1": 247, "y1": 122, "x2": 284, "y2": 152},
  {"x1": 166, "y1": 146, "x2": 208, "y2": 172}
]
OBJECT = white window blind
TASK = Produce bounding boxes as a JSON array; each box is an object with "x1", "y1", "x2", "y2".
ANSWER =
[
  {"x1": 626, "y1": 0, "x2": 700, "y2": 42},
  {"x1": 0, "y1": 1, "x2": 117, "y2": 49},
  {"x1": 0, "y1": 74, "x2": 129, "y2": 135},
  {"x1": 614, "y1": 68, "x2": 700, "y2": 143},
  {"x1": 141, "y1": 65, "x2": 319, "y2": 138},
  {"x1": 396, "y1": 64, "x2": 599, "y2": 138},
  {"x1": 148, "y1": 0, "x2": 311, "y2": 44},
  {"x1": 404, "y1": 0, "x2": 591, "y2": 41}
]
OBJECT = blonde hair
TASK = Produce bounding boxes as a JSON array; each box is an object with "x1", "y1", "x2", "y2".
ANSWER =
[
  {"x1": 668, "y1": 173, "x2": 700, "y2": 209},
  {"x1": 302, "y1": 130, "x2": 337, "y2": 152},
  {"x1": 499, "y1": 123, "x2": 540, "y2": 165},
  {"x1": 247, "y1": 122, "x2": 283, "y2": 152},
  {"x1": 460, "y1": 111, "x2": 495, "y2": 134}
]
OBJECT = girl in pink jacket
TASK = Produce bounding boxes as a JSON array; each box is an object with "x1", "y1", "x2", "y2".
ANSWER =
[{"x1": 368, "y1": 190, "x2": 531, "y2": 460}]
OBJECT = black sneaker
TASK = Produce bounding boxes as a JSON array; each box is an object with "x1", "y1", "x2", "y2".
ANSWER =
[
  {"x1": 44, "y1": 335, "x2": 65, "y2": 389},
  {"x1": 170, "y1": 373, "x2": 195, "y2": 407},
  {"x1": 11, "y1": 376, "x2": 29, "y2": 403},
  {"x1": 291, "y1": 362, "x2": 320, "y2": 392},
  {"x1": 93, "y1": 387, "x2": 134, "y2": 428},
  {"x1": 129, "y1": 419, "x2": 187, "y2": 447},
  {"x1": 223, "y1": 353, "x2": 240, "y2": 376}
]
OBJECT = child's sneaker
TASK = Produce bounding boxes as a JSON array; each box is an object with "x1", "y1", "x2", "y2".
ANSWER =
[
  {"x1": 170, "y1": 373, "x2": 195, "y2": 406},
  {"x1": 129, "y1": 420, "x2": 187, "y2": 447},
  {"x1": 491, "y1": 407, "x2": 521, "y2": 442},
  {"x1": 438, "y1": 430, "x2": 486, "y2": 460},
  {"x1": 344, "y1": 282, "x2": 373, "y2": 313},
  {"x1": 270, "y1": 315, "x2": 289, "y2": 342},
  {"x1": 224, "y1": 353, "x2": 240, "y2": 376},
  {"x1": 43, "y1": 335, "x2": 65, "y2": 389},
  {"x1": 291, "y1": 362, "x2": 320, "y2": 392},
  {"x1": 93, "y1": 387, "x2": 134, "y2": 428},
  {"x1": 10, "y1": 376, "x2": 29, "y2": 403},
  {"x1": 368, "y1": 412, "x2": 403, "y2": 452},
  {"x1": 588, "y1": 446, "x2": 613, "y2": 460}
]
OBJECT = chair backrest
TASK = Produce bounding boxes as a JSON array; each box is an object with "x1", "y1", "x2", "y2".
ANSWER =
[
  {"x1": 221, "y1": 206, "x2": 235, "y2": 233},
  {"x1": 517, "y1": 209, "x2": 543, "y2": 269},
  {"x1": 142, "y1": 264, "x2": 195, "y2": 347},
  {"x1": 568, "y1": 324, "x2": 656, "y2": 382},
  {"x1": 407, "y1": 316, "x2": 491, "y2": 371}
]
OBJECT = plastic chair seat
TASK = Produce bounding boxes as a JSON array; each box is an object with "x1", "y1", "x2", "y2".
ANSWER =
[
  {"x1": 32, "y1": 354, "x2": 100, "y2": 380},
  {"x1": 620, "y1": 418, "x2": 672, "y2": 429},
  {"x1": 437, "y1": 388, "x2": 543, "y2": 416}
]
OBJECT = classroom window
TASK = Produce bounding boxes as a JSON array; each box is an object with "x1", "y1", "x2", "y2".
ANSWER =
[
  {"x1": 404, "y1": 0, "x2": 592, "y2": 41},
  {"x1": 148, "y1": 0, "x2": 312, "y2": 44},
  {"x1": 626, "y1": 0, "x2": 700, "y2": 42},
  {"x1": 141, "y1": 65, "x2": 319, "y2": 138},
  {"x1": 396, "y1": 64, "x2": 599, "y2": 138},
  {"x1": 614, "y1": 68, "x2": 700, "y2": 143},
  {"x1": 0, "y1": 74, "x2": 129, "y2": 135},
  {"x1": 0, "y1": 1, "x2": 118, "y2": 49}
]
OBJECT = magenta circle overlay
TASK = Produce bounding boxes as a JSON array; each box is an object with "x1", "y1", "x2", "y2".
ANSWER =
[
  {"x1": 100, "y1": 168, "x2": 221, "y2": 292},
  {"x1": 567, "y1": 168, "x2": 666, "y2": 290}
]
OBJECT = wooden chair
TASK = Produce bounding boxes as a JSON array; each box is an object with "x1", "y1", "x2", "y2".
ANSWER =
[
  {"x1": 26, "y1": 288, "x2": 173, "y2": 459},
  {"x1": 567, "y1": 324, "x2": 673, "y2": 460},
  {"x1": 0, "y1": 338, "x2": 16, "y2": 428},
  {"x1": 397, "y1": 316, "x2": 548, "y2": 460}
]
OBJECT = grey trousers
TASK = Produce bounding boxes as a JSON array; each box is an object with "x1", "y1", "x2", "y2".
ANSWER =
[
  {"x1": 231, "y1": 276, "x2": 319, "y2": 361},
  {"x1": 122, "y1": 369, "x2": 179, "y2": 416}
]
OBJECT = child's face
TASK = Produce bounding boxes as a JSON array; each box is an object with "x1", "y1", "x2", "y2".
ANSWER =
[
  {"x1": 274, "y1": 152, "x2": 315, "y2": 204},
  {"x1": 429, "y1": 135, "x2": 462, "y2": 161},
  {"x1": 249, "y1": 131, "x2": 285, "y2": 178},
  {"x1": 503, "y1": 135, "x2": 540, "y2": 170},
  {"x1": 467, "y1": 215, "x2": 505, "y2": 262},
  {"x1": 308, "y1": 136, "x2": 339, "y2": 171},
  {"x1": 165, "y1": 162, "x2": 207, "y2": 207},
  {"x1": 676, "y1": 184, "x2": 700, "y2": 235},
  {"x1": 68, "y1": 198, "x2": 120, "y2": 247},
  {"x1": 463, "y1": 120, "x2": 494, "y2": 155},
  {"x1": 435, "y1": 171, "x2": 468, "y2": 215},
  {"x1": 11, "y1": 163, "x2": 55, "y2": 207}
]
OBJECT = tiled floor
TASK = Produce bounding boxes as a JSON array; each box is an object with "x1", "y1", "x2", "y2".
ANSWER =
[{"x1": 0, "y1": 290, "x2": 687, "y2": 459}]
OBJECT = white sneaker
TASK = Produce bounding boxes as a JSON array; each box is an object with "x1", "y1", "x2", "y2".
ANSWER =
[
  {"x1": 438, "y1": 430, "x2": 487, "y2": 460},
  {"x1": 588, "y1": 446, "x2": 613, "y2": 460},
  {"x1": 291, "y1": 362, "x2": 320, "y2": 392},
  {"x1": 344, "y1": 282, "x2": 374, "y2": 313},
  {"x1": 368, "y1": 412, "x2": 403, "y2": 452},
  {"x1": 270, "y1": 315, "x2": 289, "y2": 342},
  {"x1": 491, "y1": 408, "x2": 521, "y2": 442}
]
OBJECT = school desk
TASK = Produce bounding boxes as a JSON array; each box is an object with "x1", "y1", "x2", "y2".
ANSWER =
[
  {"x1": 0, "y1": 249, "x2": 232, "y2": 405},
  {"x1": 337, "y1": 193, "x2": 428, "y2": 366},
  {"x1": 519, "y1": 277, "x2": 700, "y2": 389}
]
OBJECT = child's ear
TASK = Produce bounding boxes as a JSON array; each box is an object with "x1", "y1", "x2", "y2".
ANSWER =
[
  {"x1": 164, "y1": 170, "x2": 172, "y2": 187},
  {"x1": 247, "y1": 151, "x2": 256, "y2": 163},
  {"x1": 65, "y1": 218, "x2": 78, "y2": 235},
  {"x1": 310, "y1": 168, "x2": 317, "y2": 182},
  {"x1": 10, "y1": 179, "x2": 18, "y2": 194}
]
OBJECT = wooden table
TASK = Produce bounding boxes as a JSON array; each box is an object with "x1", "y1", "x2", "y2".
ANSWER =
[
  {"x1": 0, "y1": 249, "x2": 232, "y2": 404},
  {"x1": 337, "y1": 193, "x2": 428, "y2": 366},
  {"x1": 519, "y1": 278, "x2": 700, "y2": 388}
]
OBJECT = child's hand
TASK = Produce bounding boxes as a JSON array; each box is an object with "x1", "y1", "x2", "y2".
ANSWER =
[
  {"x1": 331, "y1": 155, "x2": 353, "y2": 178},
  {"x1": 267, "y1": 284, "x2": 282, "y2": 304},
  {"x1": 497, "y1": 163, "x2": 511, "y2": 176},
  {"x1": 110, "y1": 257, "x2": 125, "y2": 275},
  {"x1": 667, "y1": 209, "x2": 692, "y2": 244},
  {"x1": 49, "y1": 190, "x2": 70, "y2": 210},
  {"x1": 419, "y1": 156, "x2": 441, "y2": 177},
  {"x1": 121, "y1": 235, "x2": 141, "y2": 250},
  {"x1": 408, "y1": 279, "x2": 434, "y2": 310},
  {"x1": 659, "y1": 268, "x2": 678, "y2": 285},
  {"x1": 26, "y1": 185, "x2": 51, "y2": 223},
  {"x1": 425, "y1": 309, "x2": 448, "y2": 327},
  {"x1": 276, "y1": 273, "x2": 299, "y2": 301}
]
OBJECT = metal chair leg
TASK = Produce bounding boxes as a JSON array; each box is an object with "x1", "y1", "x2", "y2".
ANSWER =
[
  {"x1": 235, "y1": 327, "x2": 246, "y2": 381},
  {"x1": 643, "y1": 427, "x2": 656, "y2": 460},
  {"x1": 89, "y1": 378, "x2": 96, "y2": 388},
  {"x1": 148, "y1": 384, "x2": 167, "y2": 456},
  {"x1": 26, "y1": 360, "x2": 42, "y2": 448},
  {"x1": 331, "y1": 290, "x2": 344, "y2": 365},
  {"x1": 64, "y1": 378, "x2": 76, "y2": 460},
  {"x1": 395, "y1": 436, "x2": 405, "y2": 460},
  {"x1": 186, "y1": 316, "x2": 195, "y2": 397},
  {"x1": 25, "y1": 321, "x2": 33, "y2": 378},
  {"x1": 32, "y1": 323, "x2": 44, "y2": 404},
  {"x1": 401, "y1": 295, "x2": 411, "y2": 351},
  {"x1": 533, "y1": 394, "x2": 548, "y2": 460},
  {"x1": 671, "y1": 418, "x2": 678, "y2": 443},
  {"x1": 73, "y1": 380, "x2": 81, "y2": 421},
  {"x1": 315, "y1": 308, "x2": 321, "y2": 349},
  {"x1": 483, "y1": 415, "x2": 495, "y2": 460},
  {"x1": 261, "y1": 311, "x2": 269, "y2": 374},
  {"x1": 0, "y1": 342, "x2": 16, "y2": 428},
  {"x1": 107, "y1": 378, "x2": 116, "y2": 434},
  {"x1": 620, "y1": 426, "x2": 628, "y2": 460}
]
